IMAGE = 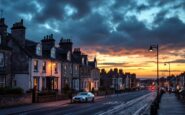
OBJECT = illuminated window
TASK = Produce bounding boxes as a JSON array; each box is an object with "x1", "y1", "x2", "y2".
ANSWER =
[
  {"x1": 54, "y1": 78, "x2": 58, "y2": 89},
  {"x1": 54, "y1": 63, "x2": 58, "y2": 74},
  {"x1": 51, "y1": 47, "x2": 56, "y2": 58},
  {"x1": 42, "y1": 61, "x2": 46, "y2": 73},
  {"x1": 33, "y1": 77, "x2": 39, "y2": 90},
  {"x1": 34, "y1": 60, "x2": 38, "y2": 72}
]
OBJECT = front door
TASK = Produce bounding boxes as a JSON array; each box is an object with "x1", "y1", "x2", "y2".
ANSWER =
[{"x1": 46, "y1": 77, "x2": 54, "y2": 90}]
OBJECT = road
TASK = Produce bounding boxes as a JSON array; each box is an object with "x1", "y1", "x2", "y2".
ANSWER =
[{"x1": 4, "y1": 90, "x2": 155, "y2": 115}]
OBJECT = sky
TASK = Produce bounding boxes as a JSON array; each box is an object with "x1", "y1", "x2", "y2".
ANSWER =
[{"x1": 1, "y1": 0, "x2": 185, "y2": 78}]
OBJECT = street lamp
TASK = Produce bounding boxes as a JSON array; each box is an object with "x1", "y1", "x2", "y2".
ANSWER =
[
  {"x1": 149, "y1": 44, "x2": 159, "y2": 94},
  {"x1": 164, "y1": 62, "x2": 171, "y2": 77}
]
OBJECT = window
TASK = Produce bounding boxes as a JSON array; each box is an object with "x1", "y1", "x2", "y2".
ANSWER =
[
  {"x1": 64, "y1": 64, "x2": 67, "y2": 70},
  {"x1": 67, "y1": 51, "x2": 71, "y2": 61},
  {"x1": 33, "y1": 77, "x2": 39, "y2": 90},
  {"x1": 82, "y1": 58, "x2": 84, "y2": 65},
  {"x1": 42, "y1": 61, "x2": 46, "y2": 73},
  {"x1": 86, "y1": 59, "x2": 88, "y2": 66},
  {"x1": 34, "y1": 60, "x2": 38, "y2": 72},
  {"x1": 54, "y1": 63, "x2": 58, "y2": 74},
  {"x1": 0, "y1": 76, "x2": 5, "y2": 87},
  {"x1": 42, "y1": 78, "x2": 45, "y2": 90},
  {"x1": 51, "y1": 47, "x2": 56, "y2": 58},
  {"x1": 0, "y1": 35, "x2": 2, "y2": 44},
  {"x1": 54, "y1": 78, "x2": 58, "y2": 89},
  {"x1": 0, "y1": 53, "x2": 4, "y2": 67},
  {"x1": 36, "y1": 44, "x2": 42, "y2": 56},
  {"x1": 75, "y1": 65, "x2": 78, "y2": 71}
]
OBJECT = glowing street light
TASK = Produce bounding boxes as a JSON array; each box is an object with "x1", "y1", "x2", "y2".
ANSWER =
[{"x1": 149, "y1": 44, "x2": 159, "y2": 94}]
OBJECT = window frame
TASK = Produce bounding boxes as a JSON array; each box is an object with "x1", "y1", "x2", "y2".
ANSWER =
[
  {"x1": 33, "y1": 60, "x2": 38, "y2": 72},
  {"x1": 42, "y1": 61, "x2": 46, "y2": 73}
]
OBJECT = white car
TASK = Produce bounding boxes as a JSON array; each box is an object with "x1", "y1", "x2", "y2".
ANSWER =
[{"x1": 72, "y1": 92, "x2": 95, "y2": 103}]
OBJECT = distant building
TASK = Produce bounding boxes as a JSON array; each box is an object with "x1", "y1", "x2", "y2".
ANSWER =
[
  {"x1": 89, "y1": 57, "x2": 100, "y2": 91},
  {"x1": 100, "y1": 68, "x2": 136, "y2": 90}
]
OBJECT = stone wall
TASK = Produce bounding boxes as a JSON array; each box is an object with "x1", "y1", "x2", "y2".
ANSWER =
[{"x1": 0, "y1": 94, "x2": 32, "y2": 108}]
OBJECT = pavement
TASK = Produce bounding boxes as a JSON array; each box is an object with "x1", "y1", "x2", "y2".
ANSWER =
[
  {"x1": 0, "y1": 90, "x2": 153, "y2": 115},
  {"x1": 158, "y1": 93, "x2": 185, "y2": 115},
  {"x1": 0, "y1": 95, "x2": 104, "y2": 115}
]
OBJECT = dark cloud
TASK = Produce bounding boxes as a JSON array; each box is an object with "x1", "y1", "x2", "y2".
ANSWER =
[
  {"x1": 1, "y1": 0, "x2": 185, "y2": 57},
  {"x1": 99, "y1": 62, "x2": 151, "y2": 68},
  {"x1": 158, "y1": 70, "x2": 182, "y2": 72},
  {"x1": 170, "y1": 59, "x2": 185, "y2": 63}
]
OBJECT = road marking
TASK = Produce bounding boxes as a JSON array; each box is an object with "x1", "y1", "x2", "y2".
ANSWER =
[
  {"x1": 98, "y1": 93, "x2": 154, "y2": 115},
  {"x1": 133, "y1": 103, "x2": 148, "y2": 115}
]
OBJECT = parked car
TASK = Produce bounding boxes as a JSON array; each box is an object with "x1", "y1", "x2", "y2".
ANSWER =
[{"x1": 72, "y1": 92, "x2": 95, "y2": 103}]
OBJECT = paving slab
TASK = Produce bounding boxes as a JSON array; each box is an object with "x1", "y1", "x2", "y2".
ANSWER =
[{"x1": 158, "y1": 93, "x2": 185, "y2": 115}]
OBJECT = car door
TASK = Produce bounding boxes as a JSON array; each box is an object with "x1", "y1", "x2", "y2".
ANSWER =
[{"x1": 87, "y1": 93, "x2": 93, "y2": 101}]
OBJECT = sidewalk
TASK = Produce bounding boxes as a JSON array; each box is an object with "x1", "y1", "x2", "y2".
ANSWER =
[
  {"x1": 0, "y1": 96, "x2": 104, "y2": 115},
  {"x1": 158, "y1": 93, "x2": 185, "y2": 115}
]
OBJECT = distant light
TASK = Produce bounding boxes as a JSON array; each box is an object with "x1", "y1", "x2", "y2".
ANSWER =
[{"x1": 149, "y1": 46, "x2": 153, "y2": 52}]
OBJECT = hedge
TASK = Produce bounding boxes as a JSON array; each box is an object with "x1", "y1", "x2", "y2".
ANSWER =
[{"x1": 0, "y1": 87, "x2": 23, "y2": 95}]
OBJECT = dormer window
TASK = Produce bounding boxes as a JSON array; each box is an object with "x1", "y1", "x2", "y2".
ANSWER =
[
  {"x1": 67, "y1": 51, "x2": 71, "y2": 61},
  {"x1": 82, "y1": 57, "x2": 84, "y2": 65},
  {"x1": 51, "y1": 47, "x2": 56, "y2": 58},
  {"x1": 36, "y1": 44, "x2": 42, "y2": 56}
]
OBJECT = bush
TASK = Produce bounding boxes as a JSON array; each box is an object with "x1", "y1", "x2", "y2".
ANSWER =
[
  {"x1": 0, "y1": 87, "x2": 23, "y2": 95},
  {"x1": 99, "y1": 87, "x2": 106, "y2": 91}
]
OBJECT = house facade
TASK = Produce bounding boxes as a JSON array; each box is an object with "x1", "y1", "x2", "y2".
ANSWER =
[
  {"x1": 0, "y1": 18, "x2": 12, "y2": 87},
  {"x1": 0, "y1": 18, "x2": 62, "y2": 92},
  {"x1": 0, "y1": 17, "x2": 101, "y2": 94}
]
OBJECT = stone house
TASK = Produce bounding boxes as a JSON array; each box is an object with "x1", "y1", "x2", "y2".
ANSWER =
[
  {"x1": 0, "y1": 18, "x2": 12, "y2": 87},
  {"x1": 1, "y1": 18, "x2": 61, "y2": 92}
]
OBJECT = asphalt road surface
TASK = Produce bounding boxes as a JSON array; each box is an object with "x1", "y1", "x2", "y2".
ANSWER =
[{"x1": 10, "y1": 90, "x2": 155, "y2": 115}]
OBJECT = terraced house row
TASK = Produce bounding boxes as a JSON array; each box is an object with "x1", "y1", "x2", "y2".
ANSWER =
[{"x1": 0, "y1": 18, "x2": 100, "y2": 93}]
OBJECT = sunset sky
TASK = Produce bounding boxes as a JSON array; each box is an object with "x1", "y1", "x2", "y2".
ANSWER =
[{"x1": 1, "y1": 0, "x2": 185, "y2": 78}]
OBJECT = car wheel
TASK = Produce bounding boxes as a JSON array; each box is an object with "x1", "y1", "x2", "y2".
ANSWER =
[
  {"x1": 85, "y1": 98, "x2": 88, "y2": 103},
  {"x1": 92, "y1": 98, "x2": 95, "y2": 103}
]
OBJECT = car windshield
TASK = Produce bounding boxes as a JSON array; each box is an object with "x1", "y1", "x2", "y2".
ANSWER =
[{"x1": 78, "y1": 92, "x2": 88, "y2": 95}]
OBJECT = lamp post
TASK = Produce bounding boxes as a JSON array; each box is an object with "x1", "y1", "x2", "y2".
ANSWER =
[
  {"x1": 164, "y1": 62, "x2": 171, "y2": 77},
  {"x1": 149, "y1": 44, "x2": 159, "y2": 94}
]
